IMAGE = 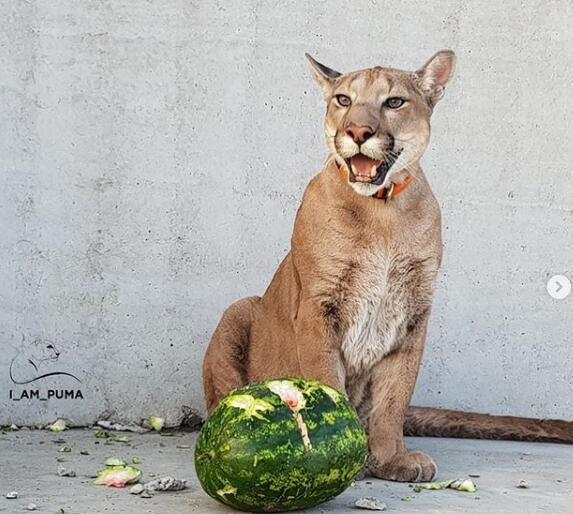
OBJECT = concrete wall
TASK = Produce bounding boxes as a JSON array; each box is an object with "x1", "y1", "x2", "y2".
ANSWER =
[{"x1": 1, "y1": 0, "x2": 572, "y2": 426}]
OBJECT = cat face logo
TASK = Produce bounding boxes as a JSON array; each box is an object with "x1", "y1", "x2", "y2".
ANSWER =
[{"x1": 9, "y1": 337, "x2": 81, "y2": 385}]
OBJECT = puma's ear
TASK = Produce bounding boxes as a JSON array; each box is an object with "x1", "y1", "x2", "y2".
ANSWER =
[
  {"x1": 305, "y1": 53, "x2": 341, "y2": 97},
  {"x1": 415, "y1": 50, "x2": 456, "y2": 106}
]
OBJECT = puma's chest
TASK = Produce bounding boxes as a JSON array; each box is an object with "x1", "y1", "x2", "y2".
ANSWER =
[{"x1": 338, "y1": 252, "x2": 437, "y2": 376}]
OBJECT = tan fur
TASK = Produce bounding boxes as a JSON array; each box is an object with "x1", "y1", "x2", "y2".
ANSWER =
[{"x1": 203, "y1": 51, "x2": 573, "y2": 483}]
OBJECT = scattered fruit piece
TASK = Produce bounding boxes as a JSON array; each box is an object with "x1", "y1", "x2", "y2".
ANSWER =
[
  {"x1": 149, "y1": 416, "x2": 165, "y2": 432},
  {"x1": 95, "y1": 465, "x2": 141, "y2": 488},
  {"x1": 6, "y1": 491, "x2": 18, "y2": 499},
  {"x1": 413, "y1": 478, "x2": 477, "y2": 493},
  {"x1": 401, "y1": 496, "x2": 413, "y2": 502},
  {"x1": 354, "y1": 496, "x2": 387, "y2": 510},
  {"x1": 80, "y1": 449, "x2": 90, "y2": 456},
  {"x1": 132, "y1": 457, "x2": 142, "y2": 464},
  {"x1": 105, "y1": 457, "x2": 127, "y2": 467},
  {"x1": 48, "y1": 419, "x2": 67, "y2": 433},
  {"x1": 58, "y1": 447, "x2": 72, "y2": 453},
  {"x1": 449, "y1": 479, "x2": 477, "y2": 493},
  {"x1": 112, "y1": 435, "x2": 131, "y2": 444}
]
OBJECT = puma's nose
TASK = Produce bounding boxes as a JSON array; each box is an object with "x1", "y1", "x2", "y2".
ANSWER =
[{"x1": 345, "y1": 124, "x2": 375, "y2": 145}]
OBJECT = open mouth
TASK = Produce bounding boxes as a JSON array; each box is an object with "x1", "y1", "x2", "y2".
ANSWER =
[{"x1": 346, "y1": 149, "x2": 402, "y2": 185}]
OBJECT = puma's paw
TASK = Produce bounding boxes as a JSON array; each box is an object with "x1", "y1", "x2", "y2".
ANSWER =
[{"x1": 368, "y1": 451, "x2": 437, "y2": 482}]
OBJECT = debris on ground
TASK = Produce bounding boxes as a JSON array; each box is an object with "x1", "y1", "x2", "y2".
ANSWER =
[
  {"x1": 354, "y1": 496, "x2": 387, "y2": 510},
  {"x1": 148, "y1": 416, "x2": 165, "y2": 432},
  {"x1": 58, "y1": 446, "x2": 72, "y2": 453},
  {"x1": 129, "y1": 476, "x2": 188, "y2": 498},
  {"x1": 80, "y1": 449, "x2": 90, "y2": 455},
  {"x1": 94, "y1": 431, "x2": 131, "y2": 444},
  {"x1": 144, "y1": 476, "x2": 187, "y2": 492},
  {"x1": 58, "y1": 466, "x2": 77, "y2": 477},
  {"x1": 180, "y1": 406, "x2": 203, "y2": 430},
  {"x1": 26, "y1": 503, "x2": 38, "y2": 511},
  {"x1": 95, "y1": 465, "x2": 141, "y2": 488},
  {"x1": 413, "y1": 478, "x2": 478, "y2": 494},
  {"x1": 176, "y1": 444, "x2": 192, "y2": 449},
  {"x1": 6, "y1": 491, "x2": 18, "y2": 499},
  {"x1": 516, "y1": 479, "x2": 529, "y2": 489},
  {"x1": 110, "y1": 435, "x2": 131, "y2": 444},
  {"x1": 449, "y1": 479, "x2": 478, "y2": 492},
  {"x1": 468, "y1": 473, "x2": 481, "y2": 478},
  {"x1": 105, "y1": 457, "x2": 127, "y2": 467},
  {"x1": 48, "y1": 419, "x2": 67, "y2": 433},
  {"x1": 132, "y1": 457, "x2": 142, "y2": 464},
  {"x1": 401, "y1": 496, "x2": 413, "y2": 502},
  {"x1": 96, "y1": 420, "x2": 148, "y2": 433}
]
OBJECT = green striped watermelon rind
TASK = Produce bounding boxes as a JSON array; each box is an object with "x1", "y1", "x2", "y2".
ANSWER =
[{"x1": 195, "y1": 377, "x2": 368, "y2": 512}]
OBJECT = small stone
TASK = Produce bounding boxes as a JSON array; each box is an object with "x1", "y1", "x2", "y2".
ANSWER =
[
  {"x1": 130, "y1": 484, "x2": 144, "y2": 495},
  {"x1": 354, "y1": 496, "x2": 387, "y2": 510},
  {"x1": 141, "y1": 490, "x2": 152, "y2": 498},
  {"x1": 6, "y1": 491, "x2": 18, "y2": 499},
  {"x1": 516, "y1": 479, "x2": 529, "y2": 489},
  {"x1": 27, "y1": 504, "x2": 38, "y2": 511},
  {"x1": 143, "y1": 476, "x2": 187, "y2": 492}
]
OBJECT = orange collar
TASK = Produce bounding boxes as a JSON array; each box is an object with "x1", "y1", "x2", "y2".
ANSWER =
[
  {"x1": 373, "y1": 175, "x2": 415, "y2": 200},
  {"x1": 337, "y1": 162, "x2": 415, "y2": 200}
]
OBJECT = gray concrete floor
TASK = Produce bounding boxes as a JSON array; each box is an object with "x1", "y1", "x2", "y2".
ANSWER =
[{"x1": 1, "y1": 429, "x2": 572, "y2": 514}]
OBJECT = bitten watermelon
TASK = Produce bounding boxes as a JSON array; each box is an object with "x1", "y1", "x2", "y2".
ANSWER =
[{"x1": 195, "y1": 378, "x2": 368, "y2": 512}]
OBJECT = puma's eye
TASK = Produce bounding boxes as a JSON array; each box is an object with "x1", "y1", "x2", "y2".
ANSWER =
[
  {"x1": 386, "y1": 97, "x2": 405, "y2": 109},
  {"x1": 335, "y1": 94, "x2": 351, "y2": 107}
]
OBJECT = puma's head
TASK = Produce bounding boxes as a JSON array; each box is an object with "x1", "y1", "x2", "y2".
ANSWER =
[
  {"x1": 27, "y1": 339, "x2": 60, "y2": 364},
  {"x1": 307, "y1": 51, "x2": 456, "y2": 197}
]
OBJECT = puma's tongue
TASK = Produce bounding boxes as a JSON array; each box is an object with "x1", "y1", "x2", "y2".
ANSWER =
[{"x1": 350, "y1": 154, "x2": 382, "y2": 180}]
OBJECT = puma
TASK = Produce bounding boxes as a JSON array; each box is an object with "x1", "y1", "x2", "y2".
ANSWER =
[{"x1": 203, "y1": 51, "x2": 573, "y2": 482}]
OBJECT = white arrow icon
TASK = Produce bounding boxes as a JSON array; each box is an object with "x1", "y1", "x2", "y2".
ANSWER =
[{"x1": 547, "y1": 275, "x2": 572, "y2": 300}]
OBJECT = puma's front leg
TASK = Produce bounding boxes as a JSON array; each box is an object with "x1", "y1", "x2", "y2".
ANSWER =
[
  {"x1": 367, "y1": 319, "x2": 436, "y2": 482},
  {"x1": 294, "y1": 298, "x2": 346, "y2": 393}
]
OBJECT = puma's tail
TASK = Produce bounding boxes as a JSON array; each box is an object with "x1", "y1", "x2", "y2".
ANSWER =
[
  {"x1": 405, "y1": 406, "x2": 573, "y2": 444},
  {"x1": 203, "y1": 296, "x2": 260, "y2": 413}
]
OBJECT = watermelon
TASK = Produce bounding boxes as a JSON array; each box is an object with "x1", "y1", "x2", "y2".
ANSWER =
[{"x1": 195, "y1": 378, "x2": 368, "y2": 512}]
